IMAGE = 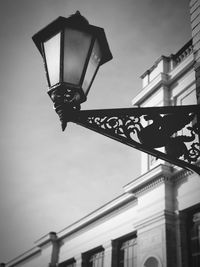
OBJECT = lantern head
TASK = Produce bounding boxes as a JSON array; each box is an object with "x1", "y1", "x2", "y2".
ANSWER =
[{"x1": 32, "y1": 11, "x2": 112, "y2": 130}]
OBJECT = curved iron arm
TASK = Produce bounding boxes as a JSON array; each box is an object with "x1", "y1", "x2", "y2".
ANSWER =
[
  {"x1": 64, "y1": 105, "x2": 200, "y2": 175},
  {"x1": 50, "y1": 88, "x2": 200, "y2": 175}
]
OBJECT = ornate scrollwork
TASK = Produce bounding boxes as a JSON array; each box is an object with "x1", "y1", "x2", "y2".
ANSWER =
[
  {"x1": 86, "y1": 112, "x2": 200, "y2": 164},
  {"x1": 49, "y1": 87, "x2": 82, "y2": 107},
  {"x1": 72, "y1": 105, "x2": 200, "y2": 174},
  {"x1": 48, "y1": 87, "x2": 83, "y2": 131},
  {"x1": 88, "y1": 115, "x2": 142, "y2": 140},
  {"x1": 187, "y1": 143, "x2": 200, "y2": 162}
]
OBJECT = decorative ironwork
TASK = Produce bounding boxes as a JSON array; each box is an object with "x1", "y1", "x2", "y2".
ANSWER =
[
  {"x1": 68, "y1": 105, "x2": 200, "y2": 174},
  {"x1": 48, "y1": 87, "x2": 82, "y2": 130},
  {"x1": 48, "y1": 87, "x2": 83, "y2": 106}
]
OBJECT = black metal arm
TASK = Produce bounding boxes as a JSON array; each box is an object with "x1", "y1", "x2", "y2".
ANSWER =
[{"x1": 56, "y1": 102, "x2": 200, "y2": 175}]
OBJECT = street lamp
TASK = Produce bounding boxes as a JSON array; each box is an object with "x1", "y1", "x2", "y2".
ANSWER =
[
  {"x1": 33, "y1": 11, "x2": 200, "y2": 175},
  {"x1": 33, "y1": 11, "x2": 112, "y2": 131}
]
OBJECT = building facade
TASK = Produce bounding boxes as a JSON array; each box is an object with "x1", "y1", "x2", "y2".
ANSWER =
[{"x1": 2, "y1": 1, "x2": 200, "y2": 267}]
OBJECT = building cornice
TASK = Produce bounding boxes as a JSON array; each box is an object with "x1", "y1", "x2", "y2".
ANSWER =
[
  {"x1": 34, "y1": 231, "x2": 58, "y2": 248},
  {"x1": 140, "y1": 40, "x2": 193, "y2": 79},
  {"x1": 133, "y1": 210, "x2": 176, "y2": 230},
  {"x1": 133, "y1": 41, "x2": 194, "y2": 106},
  {"x1": 57, "y1": 163, "x2": 198, "y2": 240},
  {"x1": 123, "y1": 164, "x2": 173, "y2": 195},
  {"x1": 57, "y1": 193, "x2": 136, "y2": 240},
  {"x1": 171, "y1": 160, "x2": 200, "y2": 183},
  {"x1": 6, "y1": 247, "x2": 41, "y2": 267},
  {"x1": 169, "y1": 53, "x2": 194, "y2": 83},
  {"x1": 56, "y1": 165, "x2": 175, "y2": 241},
  {"x1": 132, "y1": 73, "x2": 169, "y2": 106},
  {"x1": 6, "y1": 232, "x2": 59, "y2": 267},
  {"x1": 6, "y1": 164, "x2": 197, "y2": 266},
  {"x1": 140, "y1": 56, "x2": 170, "y2": 79}
]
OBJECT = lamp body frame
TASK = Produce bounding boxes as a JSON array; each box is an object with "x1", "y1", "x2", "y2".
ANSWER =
[{"x1": 32, "y1": 14, "x2": 112, "y2": 105}]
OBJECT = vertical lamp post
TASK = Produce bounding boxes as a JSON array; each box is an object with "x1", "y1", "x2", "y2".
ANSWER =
[{"x1": 33, "y1": 11, "x2": 200, "y2": 175}]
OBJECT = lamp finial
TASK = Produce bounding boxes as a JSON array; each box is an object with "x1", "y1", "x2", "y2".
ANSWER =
[{"x1": 68, "y1": 10, "x2": 89, "y2": 25}]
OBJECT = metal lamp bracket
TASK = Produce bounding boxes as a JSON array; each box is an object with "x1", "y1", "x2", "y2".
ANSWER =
[{"x1": 67, "y1": 104, "x2": 200, "y2": 175}]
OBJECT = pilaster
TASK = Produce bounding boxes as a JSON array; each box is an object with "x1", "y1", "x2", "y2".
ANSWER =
[
  {"x1": 35, "y1": 232, "x2": 60, "y2": 267},
  {"x1": 135, "y1": 210, "x2": 177, "y2": 267},
  {"x1": 75, "y1": 255, "x2": 82, "y2": 267},
  {"x1": 49, "y1": 232, "x2": 60, "y2": 267},
  {"x1": 103, "y1": 241, "x2": 112, "y2": 267}
]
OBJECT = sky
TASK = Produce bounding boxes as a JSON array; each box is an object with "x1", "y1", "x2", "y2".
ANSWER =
[{"x1": 0, "y1": 0, "x2": 192, "y2": 263}]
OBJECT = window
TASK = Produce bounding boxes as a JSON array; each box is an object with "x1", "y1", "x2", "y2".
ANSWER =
[
  {"x1": 143, "y1": 257, "x2": 159, "y2": 267},
  {"x1": 182, "y1": 206, "x2": 200, "y2": 267},
  {"x1": 112, "y1": 234, "x2": 137, "y2": 267},
  {"x1": 88, "y1": 250, "x2": 104, "y2": 267},
  {"x1": 82, "y1": 247, "x2": 104, "y2": 267},
  {"x1": 59, "y1": 258, "x2": 76, "y2": 267},
  {"x1": 189, "y1": 211, "x2": 200, "y2": 266},
  {"x1": 119, "y1": 237, "x2": 137, "y2": 267}
]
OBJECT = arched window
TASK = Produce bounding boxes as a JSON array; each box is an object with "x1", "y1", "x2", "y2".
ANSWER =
[{"x1": 144, "y1": 256, "x2": 159, "y2": 267}]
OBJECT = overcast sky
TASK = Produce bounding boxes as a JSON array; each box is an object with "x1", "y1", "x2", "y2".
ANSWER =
[{"x1": 0, "y1": 0, "x2": 191, "y2": 262}]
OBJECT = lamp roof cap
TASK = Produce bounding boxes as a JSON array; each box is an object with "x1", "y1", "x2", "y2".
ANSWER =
[{"x1": 32, "y1": 12, "x2": 112, "y2": 65}]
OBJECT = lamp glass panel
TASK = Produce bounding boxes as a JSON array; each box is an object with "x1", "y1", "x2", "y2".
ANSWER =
[
  {"x1": 44, "y1": 32, "x2": 61, "y2": 86},
  {"x1": 63, "y1": 28, "x2": 92, "y2": 85},
  {"x1": 82, "y1": 39, "x2": 102, "y2": 94}
]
